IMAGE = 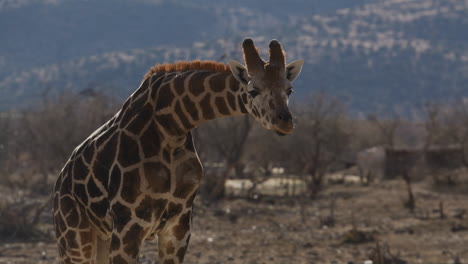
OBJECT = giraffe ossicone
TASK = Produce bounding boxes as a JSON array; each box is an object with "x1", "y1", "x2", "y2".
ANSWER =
[{"x1": 53, "y1": 38, "x2": 303, "y2": 264}]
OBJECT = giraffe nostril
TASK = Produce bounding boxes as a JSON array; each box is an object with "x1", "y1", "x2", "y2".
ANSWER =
[{"x1": 277, "y1": 111, "x2": 292, "y2": 122}]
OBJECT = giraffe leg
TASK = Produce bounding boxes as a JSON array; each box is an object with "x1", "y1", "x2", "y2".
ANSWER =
[
  {"x1": 109, "y1": 223, "x2": 147, "y2": 264},
  {"x1": 96, "y1": 238, "x2": 110, "y2": 264},
  {"x1": 54, "y1": 194, "x2": 97, "y2": 264},
  {"x1": 157, "y1": 209, "x2": 192, "y2": 264}
]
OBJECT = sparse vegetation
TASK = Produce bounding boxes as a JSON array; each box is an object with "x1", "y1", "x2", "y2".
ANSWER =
[{"x1": 0, "y1": 89, "x2": 468, "y2": 263}]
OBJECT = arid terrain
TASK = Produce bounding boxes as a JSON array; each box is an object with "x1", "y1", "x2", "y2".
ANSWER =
[{"x1": 1, "y1": 178, "x2": 467, "y2": 264}]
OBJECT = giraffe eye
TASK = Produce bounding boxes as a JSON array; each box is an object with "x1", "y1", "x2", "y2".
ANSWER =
[
  {"x1": 248, "y1": 88, "x2": 261, "y2": 98},
  {"x1": 287, "y1": 87, "x2": 294, "y2": 96}
]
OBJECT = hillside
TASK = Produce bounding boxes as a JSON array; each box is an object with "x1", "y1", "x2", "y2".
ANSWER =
[{"x1": 0, "y1": 0, "x2": 467, "y2": 112}]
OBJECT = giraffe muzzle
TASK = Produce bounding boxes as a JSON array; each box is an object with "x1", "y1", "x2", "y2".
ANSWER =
[{"x1": 272, "y1": 109, "x2": 294, "y2": 135}]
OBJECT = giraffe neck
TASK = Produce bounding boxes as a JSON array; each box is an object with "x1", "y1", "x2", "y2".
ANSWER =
[
  {"x1": 149, "y1": 70, "x2": 248, "y2": 137},
  {"x1": 114, "y1": 70, "x2": 248, "y2": 150}
]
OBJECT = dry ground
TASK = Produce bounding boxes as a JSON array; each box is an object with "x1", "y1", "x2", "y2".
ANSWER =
[{"x1": 1, "y1": 179, "x2": 467, "y2": 264}]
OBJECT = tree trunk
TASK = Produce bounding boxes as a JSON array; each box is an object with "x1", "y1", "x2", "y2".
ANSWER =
[{"x1": 402, "y1": 172, "x2": 415, "y2": 211}]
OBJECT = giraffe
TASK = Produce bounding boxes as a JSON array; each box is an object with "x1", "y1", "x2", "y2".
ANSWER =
[{"x1": 53, "y1": 38, "x2": 304, "y2": 264}]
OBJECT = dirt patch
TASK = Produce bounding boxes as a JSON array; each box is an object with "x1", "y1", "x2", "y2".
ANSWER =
[{"x1": 1, "y1": 180, "x2": 467, "y2": 264}]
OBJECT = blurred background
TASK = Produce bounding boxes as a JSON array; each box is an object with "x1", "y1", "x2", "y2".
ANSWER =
[{"x1": 0, "y1": 0, "x2": 467, "y2": 263}]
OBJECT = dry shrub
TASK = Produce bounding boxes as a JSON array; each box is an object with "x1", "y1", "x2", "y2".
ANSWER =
[
  {"x1": 0, "y1": 195, "x2": 49, "y2": 240},
  {"x1": 368, "y1": 241, "x2": 408, "y2": 264},
  {"x1": 10, "y1": 91, "x2": 118, "y2": 192},
  {"x1": 341, "y1": 228, "x2": 376, "y2": 244}
]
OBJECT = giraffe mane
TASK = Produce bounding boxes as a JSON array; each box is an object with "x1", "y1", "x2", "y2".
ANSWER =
[{"x1": 144, "y1": 60, "x2": 231, "y2": 80}]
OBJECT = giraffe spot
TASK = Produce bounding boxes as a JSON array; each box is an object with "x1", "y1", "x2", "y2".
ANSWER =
[
  {"x1": 96, "y1": 125, "x2": 118, "y2": 147},
  {"x1": 166, "y1": 241, "x2": 175, "y2": 255},
  {"x1": 71, "y1": 250, "x2": 82, "y2": 257},
  {"x1": 87, "y1": 212, "x2": 104, "y2": 232},
  {"x1": 199, "y1": 93, "x2": 215, "y2": 120},
  {"x1": 167, "y1": 202, "x2": 183, "y2": 218},
  {"x1": 144, "y1": 162, "x2": 170, "y2": 193},
  {"x1": 120, "y1": 95, "x2": 147, "y2": 129},
  {"x1": 90, "y1": 199, "x2": 109, "y2": 218},
  {"x1": 150, "y1": 72, "x2": 166, "y2": 99},
  {"x1": 60, "y1": 174, "x2": 72, "y2": 195},
  {"x1": 103, "y1": 221, "x2": 112, "y2": 232},
  {"x1": 59, "y1": 196, "x2": 75, "y2": 215},
  {"x1": 155, "y1": 84, "x2": 175, "y2": 111},
  {"x1": 121, "y1": 168, "x2": 141, "y2": 203},
  {"x1": 229, "y1": 75, "x2": 240, "y2": 92},
  {"x1": 65, "y1": 206, "x2": 80, "y2": 228},
  {"x1": 155, "y1": 114, "x2": 184, "y2": 136},
  {"x1": 70, "y1": 257, "x2": 82, "y2": 263},
  {"x1": 174, "y1": 101, "x2": 193, "y2": 130},
  {"x1": 173, "y1": 211, "x2": 191, "y2": 240},
  {"x1": 126, "y1": 104, "x2": 153, "y2": 135},
  {"x1": 94, "y1": 132, "x2": 119, "y2": 185},
  {"x1": 173, "y1": 158, "x2": 202, "y2": 199},
  {"x1": 163, "y1": 260, "x2": 175, "y2": 264},
  {"x1": 123, "y1": 224, "x2": 145, "y2": 258},
  {"x1": 111, "y1": 202, "x2": 132, "y2": 232},
  {"x1": 55, "y1": 214, "x2": 67, "y2": 234},
  {"x1": 83, "y1": 245, "x2": 93, "y2": 258},
  {"x1": 64, "y1": 230, "x2": 78, "y2": 249},
  {"x1": 78, "y1": 217, "x2": 89, "y2": 229},
  {"x1": 80, "y1": 231, "x2": 93, "y2": 246},
  {"x1": 135, "y1": 196, "x2": 167, "y2": 222},
  {"x1": 215, "y1": 97, "x2": 230, "y2": 115},
  {"x1": 269, "y1": 99, "x2": 274, "y2": 108},
  {"x1": 73, "y1": 156, "x2": 89, "y2": 180},
  {"x1": 226, "y1": 92, "x2": 237, "y2": 112},
  {"x1": 112, "y1": 255, "x2": 128, "y2": 264},
  {"x1": 173, "y1": 71, "x2": 193, "y2": 96},
  {"x1": 209, "y1": 73, "x2": 227, "y2": 92},
  {"x1": 133, "y1": 77, "x2": 151, "y2": 99},
  {"x1": 241, "y1": 93, "x2": 248, "y2": 104},
  {"x1": 158, "y1": 244, "x2": 165, "y2": 258},
  {"x1": 163, "y1": 148, "x2": 171, "y2": 163},
  {"x1": 108, "y1": 165, "x2": 121, "y2": 201},
  {"x1": 132, "y1": 93, "x2": 148, "y2": 111},
  {"x1": 182, "y1": 95, "x2": 198, "y2": 121},
  {"x1": 238, "y1": 94, "x2": 248, "y2": 113},
  {"x1": 86, "y1": 177, "x2": 103, "y2": 198},
  {"x1": 186, "y1": 192, "x2": 197, "y2": 208},
  {"x1": 140, "y1": 122, "x2": 160, "y2": 158},
  {"x1": 189, "y1": 71, "x2": 212, "y2": 97},
  {"x1": 176, "y1": 244, "x2": 189, "y2": 262},
  {"x1": 59, "y1": 237, "x2": 67, "y2": 250},
  {"x1": 82, "y1": 142, "x2": 95, "y2": 165},
  {"x1": 163, "y1": 72, "x2": 177, "y2": 82},
  {"x1": 118, "y1": 133, "x2": 141, "y2": 167},
  {"x1": 111, "y1": 233, "x2": 121, "y2": 251},
  {"x1": 74, "y1": 183, "x2": 88, "y2": 205}
]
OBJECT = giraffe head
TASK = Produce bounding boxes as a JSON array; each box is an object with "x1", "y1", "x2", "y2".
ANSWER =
[{"x1": 228, "y1": 38, "x2": 304, "y2": 135}]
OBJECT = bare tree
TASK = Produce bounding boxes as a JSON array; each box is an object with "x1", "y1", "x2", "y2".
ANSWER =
[
  {"x1": 286, "y1": 93, "x2": 350, "y2": 196},
  {"x1": 196, "y1": 115, "x2": 253, "y2": 200},
  {"x1": 367, "y1": 113, "x2": 401, "y2": 148},
  {"x1": 18, "y1": 92, "x2": 117, "y2": 192}
]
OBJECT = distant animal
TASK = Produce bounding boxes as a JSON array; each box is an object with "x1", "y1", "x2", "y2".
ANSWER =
[
  {"x1": 52, "y1": 38, "x2": 303, "y2": 264},
  {"x1": 356, "y1": 146, "x2": 385, "y2": 184}
]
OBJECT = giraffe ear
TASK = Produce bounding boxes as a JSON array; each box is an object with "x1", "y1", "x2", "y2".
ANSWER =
[
  {"x1": 285, "y1": 60, "x2": 304, "y2": 82},
  {"x1": 228, "y1": 60, "x2": 250, "y2": 86}
]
